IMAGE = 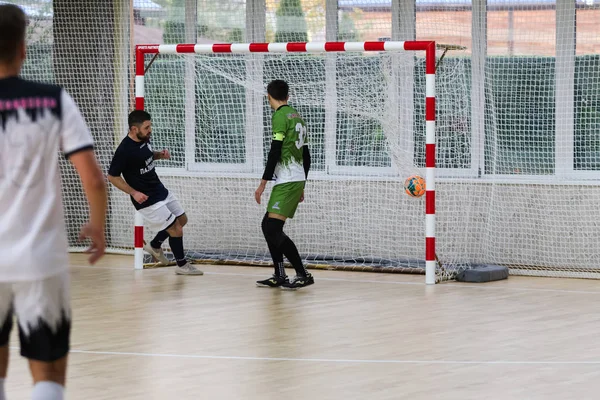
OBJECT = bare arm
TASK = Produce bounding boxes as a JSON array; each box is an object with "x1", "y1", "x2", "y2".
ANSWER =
[
  {"x1": 107, "y1": 174, "x2": 134, "y2": 195},
  {"x1": 107, "y1": 174, "x2": 148, "y2": 204},
  {"x1": 69, "y1": 149, "x2": 107, "y2": 264}
]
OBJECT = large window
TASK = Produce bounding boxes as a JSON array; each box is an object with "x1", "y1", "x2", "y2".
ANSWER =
[
  {"x1": 266, "y1": 0, "x2": 326, "y2": 42},
  {"x1": 336, "y1": 56, "x2": 391, "y2": 168},
  {"x1": 416, "y1": 1, "x2": 471, "y2": 52},
  {"x1": 416, "y1": 1, "x2": 472, "y2": 174},
  {"x1": 263, "y1": 56, "x2": 326, "y2": 171},
  {"x1": 195, "y1": 56, "x2": 247, "y2": 164},
  {"x1": 198, "y1": 0, "x2": 246, "y2": 42},
  {"x1": 133, "y1": 0, "x2": 171, "y2": 45},
  {"x1": 337, "y1": 0, "x2": 391, "y2": 42},
  {"x1": 485, "y1": 1, "x2": 557, "y2": 176},
  {"x1": 574, "y1": 55, "x2": 600, "y2": 171},
  {"x1": 484, "y1": 57, "x2": 556, "y2": 175},
  {"x1": 414, "y1": 58, "x2": 472, "y2": 170},
  {"x1": 19, "y1": 0, "x2": 54, "y2": 83},
  {"x1": 137, "y1": 0, "x2": 598, "y2": 182},
  {"x1": 487, "y1": 0, "x2": 556, "y2": 57},
  {"x1": 574, "y1": 3, "x2": 600, "y2": 171},
  {"x1": 144, "y1": 58, "x2": 186, "y2": 168}
]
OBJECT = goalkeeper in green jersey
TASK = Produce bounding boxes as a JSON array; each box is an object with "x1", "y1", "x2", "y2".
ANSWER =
[{"x1": 254, "y1": 80, "x2": 314, "y2": 290}]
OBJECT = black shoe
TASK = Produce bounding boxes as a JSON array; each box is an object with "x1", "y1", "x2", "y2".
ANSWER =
[
  {"x1": 281, "y1": 274, "x2": 314, "y2": 290},
  {"x1": 256, "y1": 275, "x2": 289, "y2": 288}
]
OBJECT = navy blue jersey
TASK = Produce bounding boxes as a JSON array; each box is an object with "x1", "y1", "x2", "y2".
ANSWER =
[{"x1": 108, "y1": 136, "x2": 168, "y2": 210}]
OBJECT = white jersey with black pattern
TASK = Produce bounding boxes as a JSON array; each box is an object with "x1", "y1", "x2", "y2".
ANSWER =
[{"x1": 0, "y1": 77, "x2": 94, "y2": 281}]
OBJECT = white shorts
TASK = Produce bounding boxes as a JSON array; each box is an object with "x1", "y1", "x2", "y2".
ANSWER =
[
  {"x1": 139, "y1": 192, "x2": 185, "y2": 232},
  {"x1": 0, "y1": 270, "x2": 71, "y2": 361}
]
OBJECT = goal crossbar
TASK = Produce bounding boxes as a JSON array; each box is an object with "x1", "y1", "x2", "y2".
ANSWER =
[{"x1": 134, "y1": 41, "x2": 437, "y2": 284}]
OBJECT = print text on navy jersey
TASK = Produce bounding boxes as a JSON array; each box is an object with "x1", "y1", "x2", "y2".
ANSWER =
[
  {"x1": 108, "y1": 135, "x2": 168, "y2": 210},
  {"x1": 141, "y1": 156, "x2": 155, "y2": 174}
]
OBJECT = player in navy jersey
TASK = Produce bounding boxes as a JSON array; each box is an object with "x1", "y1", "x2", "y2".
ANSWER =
[
  {"x1": 0, "y1": 4, "x2": 107, "y2": 400},
  {"x1": 108, "y1": 110, "x2": 203, "y2": 275}
]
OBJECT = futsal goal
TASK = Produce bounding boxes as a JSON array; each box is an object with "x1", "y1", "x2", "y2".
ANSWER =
[{"x1": 125, "y1": 41, "x2": 449, "y2": 283}]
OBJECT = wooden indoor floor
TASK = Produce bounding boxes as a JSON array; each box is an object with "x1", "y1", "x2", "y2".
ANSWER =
[{"x1": 4, "y1": 254, "x2": 600, "y2": 399}]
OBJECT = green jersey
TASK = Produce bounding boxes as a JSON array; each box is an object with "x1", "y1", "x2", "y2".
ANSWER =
[{"x1": 271, "y1": 104, "x2": 307, "y2": 186}]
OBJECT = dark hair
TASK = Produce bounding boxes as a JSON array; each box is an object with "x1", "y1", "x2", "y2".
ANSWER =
[
  {"x1": 267, "y1": 80, "x2": 289, "y2": 101},
  {"x1": 0, "y1": 4, "x2": 27, "y2": 64},
  {"x1": 128, "y1": 110, "x2": 151, "y2": 128}
]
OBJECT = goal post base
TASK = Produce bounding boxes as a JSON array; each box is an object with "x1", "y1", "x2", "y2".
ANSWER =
[
  {"x1": 455, "y1": 264, "x2": 509, "y2": 283},
  {"x1": 142, "y1": 252, "x2": 430, "y2": 275}
]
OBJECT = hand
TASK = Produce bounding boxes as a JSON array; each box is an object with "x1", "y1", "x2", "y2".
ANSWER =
[
  {"x1": 299, "y1": 190, "x2": 304, "y2": 203},
  {"x1": 132, "y1": 191, "x2": 148, "y2": 204},
  {"x1": 160, "y1": 149, "x2": 171, "y2": 160},
  {"x1": 255, "y1": 181, "x2": 267, "y2": 204},
  {"x1": 79, "y1": 223, "x2": 106, "y2": 265}
]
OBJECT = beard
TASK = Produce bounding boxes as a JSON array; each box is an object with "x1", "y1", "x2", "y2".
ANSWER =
[{"x1": 136, "y1": 133, "x2": 150, "y2": 142}]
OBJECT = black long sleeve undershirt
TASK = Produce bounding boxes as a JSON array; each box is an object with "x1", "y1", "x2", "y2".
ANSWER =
[
  {"x1": 262, "y1": 141, "x2": 311, "y2": 181},
  {"x1": 303, "y1": 145, "x2": 311, "y2": 179},
  {"x1": 262, "y1": 140, "x2": 283, "y2": 181}
]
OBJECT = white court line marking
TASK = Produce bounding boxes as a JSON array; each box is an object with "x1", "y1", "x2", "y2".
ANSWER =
[
  {"x1": 69, "y1": 264, "x2": 600, "y2": 295},
  {"x1": 10, "y1": 347, "x2": 600, "y2": 365}
]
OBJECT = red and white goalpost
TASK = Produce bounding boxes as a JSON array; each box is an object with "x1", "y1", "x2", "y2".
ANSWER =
[{"x1": 133, "y1": 41, "x2": 437, "y2": 284}]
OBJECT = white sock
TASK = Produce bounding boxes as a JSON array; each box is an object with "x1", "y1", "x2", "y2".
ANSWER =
[
  {"x1": 31, "y1": 381, "x2": 64, "y2": 400},
  {"x1": 0, "y1": 377, "x2": 6, "y2": 400}
]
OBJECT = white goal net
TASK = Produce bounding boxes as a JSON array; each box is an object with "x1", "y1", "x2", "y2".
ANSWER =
[{"x1": 115, "y1": 42, "x2": 475, "y2": 283}]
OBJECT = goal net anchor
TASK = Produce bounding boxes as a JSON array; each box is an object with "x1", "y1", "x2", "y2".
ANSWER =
[{"x1": 435, "y1": 43, "x2": 467, "y2": 70}]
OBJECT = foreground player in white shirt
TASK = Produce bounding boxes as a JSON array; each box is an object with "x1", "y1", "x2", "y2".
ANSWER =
[{"x1": 0, "y1": 4, "x2": 107, "y2": 400}]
